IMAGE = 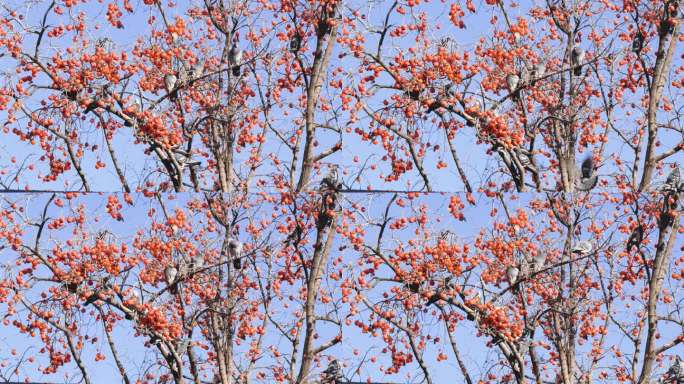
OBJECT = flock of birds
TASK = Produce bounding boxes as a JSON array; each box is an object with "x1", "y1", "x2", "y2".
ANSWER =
[
  {"x1": 503, "y1": 43, "x2": 584, "y2": 103},
  {"x1": 157, "y1": 36, "x2": 682, "y2": 379},
  {"x1": 162, "y1": 237, "x2": 244, "y2": 294},
  {"x1": 503, "y1": 162, "x2": 681, "y2": 293},
  {"x1": 162, "y1": 43, "x2": 243, "y2": 102},
  {"x1": 160, "y1": 167, "x2": 342, "y2": 294},
  {"x1": 161, "y1": 31, "x2": 307, "y2": 103}
]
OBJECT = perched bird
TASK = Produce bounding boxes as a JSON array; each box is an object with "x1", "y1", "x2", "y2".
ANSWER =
[
  {"x1": 625, "y1": 224, "x2": 644, "y2": 252},
  {"x1": 520, "y1": 69, "x2": 529, "y2": 86},
  {"x1": 63, "y1": 281, "x2": 79, "y2": 294},
  {"x1": 572, "y1": 240, "x2": 594, "y2": 255},
  {"x1": 506, "y1": 265, "x2": 520, "y2": 293},
  {"x1": 164, "y1": 74, "x2": 178, "y2": 100},
  {"x1": 290, "y1": 32, "x2": 302, "y2": 53},
  {"x1": 506, "y1": 73, "x2": 520, "y2": 93},
  {"x1": 632, "y1": 30, "x2": 644, "y2": 53},
  {"x1": 407, "y1": 281, "x2": 420, "y2": 293},
  {"x1": 322, "y1": 359, "x2": 342, "y2": 383},
  {"x1": 320, "y1": 167, "x2": 341, "y2": 191},
  {"x1": 318, "y1": 167, "x2": 341, "y2": 230},
  {"x1": 164, "y1": 266, "x2": 179, "y2": 294},
  {"x1": 663, "y1": 166, "x2": 680, "y2": 192},
  {"x1": 533, "y1": 253, "x2": 546, "y2": 271},
  {"x1": 164, "y1": 74, "x2": 177, "y2": 94},
  {"x1": 192, "y1": 64, "x2": 204, "y2": 80},
  {"x1": 571, "y1": 46, "x2": 585, "y2": 76},
  {"x1": 665, "y1": 355, "x2": 684, "y2": 382},
  {"x1": 532, "y1": 62, "x2": 546, "y2": 79},
  {"x1": 407, "y1": 88, "x2": 421, "y2": 101},
  {"x1": 576, "y1": 155, "x2": 599, "y2": 191},
  {"x1": 229, "y1": 46, "x2": 243, "y2": 77},
  {"x1": 176, "y1": 338, "x2": 191, "y2": 354},
  {"x1": 506, "y1": 265, "x2": 519, "y2": 286},
  {"x1": 95, "y1": 37, "x2": 114, "y2": 51},
  {"x1": 228, "y1": 238, "x2": 243, "y2": 270}
]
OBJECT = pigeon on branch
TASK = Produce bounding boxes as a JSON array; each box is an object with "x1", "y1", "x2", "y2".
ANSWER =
[
  {"x1": 576, "y1": 155, "x2": 598, "y2": 191},
  {"x1": 164, "y1": 265, "x2": 179, "y2": 294},
  {"x1": 229, "y1": 45, "x2": 243, "y2": 77},
  {"x1": 572, "y1": 240, "x2": 594, "y2": 256},
  {"x1": 571, "y1": 46, "x2": 585, "y2": 76},
  {"x1": 228, "y1": 238, "x2": 243, "y2": 270}
]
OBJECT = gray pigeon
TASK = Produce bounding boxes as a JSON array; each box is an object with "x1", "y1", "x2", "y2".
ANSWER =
[
  {"x1": 228, "y1": 238, "x2": 243, "y2": 270},
  {"x1": 632, "y1": 30, "x2": 644, "y2": 53},
  {"x1": 576, "y1": 155, "x2": 598, "y2": 191},
  {"x1": 164, "y1": 265, "x2": 179, "y2": 294},
  {"x1": 533, "y1": 62, "x2": 546, "y2": 79},
  {"x1": 164, "y1": 74, "x2": 177, "y2": 94},
  {"x1": 664, "y1": 166, "x2": 680, "y2": 192},
  {"x1": 320, "y1": 168, "x2": 341, "y2": 191},
  {"x1": 571, "y1": 46, "x2": 585, "y2": 76},
  {"x1": 626, "y1": 225, "x2": 644, "y2": 252},
  {"x1": 533, "y1": 253, "x2": 546, "y2": 271},
  {"x1": 290, "y1": 32, "x2": 301, "y2": 53},
  {"x1": 229, "y1": 46, "x2": 243, "y2": 76},
  {"x1": 192, "y1": 64, "x2": 204, "y2": 80},
  {"x1": 572, "y1": 240, "x2": 593, "y2": 255},
  {"x1": 164, "y1": 74, "x2": 178, "y2": 100},
  {"x1": 665, "y1": 356, "x2": 684, "y2": 382},
  {"x1": 506, "y1": 265, "x2": 519, "y2": 285},
  {"x1": 506, "y1": 74, "x2": 520, "y2": 93},
  {"x1": 322, "y1": 359, "x2": 342, "y2": 383}
]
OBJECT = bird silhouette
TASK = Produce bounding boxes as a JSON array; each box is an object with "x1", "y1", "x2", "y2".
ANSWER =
[
  {"x1": 625, "y1": 224, "x2": 644, "y2": 252},
  {"x1": 322, "y1": 359, "x2": 342, "y2": 383},
  {"x1": 290, "y1": 32, "x2": 301, "y2": 53},
  {"x1": 632, "y1": 30, "x2": 644, "y2": 53},
  {"x1": 576, "y1": 155, "x2": 598, "y2": 191},
  {"x1": 320, "y1": 168, "x2": 341, "y2": 191}
]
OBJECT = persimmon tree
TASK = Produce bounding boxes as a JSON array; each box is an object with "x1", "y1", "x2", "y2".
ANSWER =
[
  {"x1": 1, "y1": 0, "x2": 681, "y2": 192},
  {"x1": 0, "y1": 189, "x2": 682, "y2": 384},
  {"x1": 0, "y1": 0, "x2": 683, "y2": 384}
]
